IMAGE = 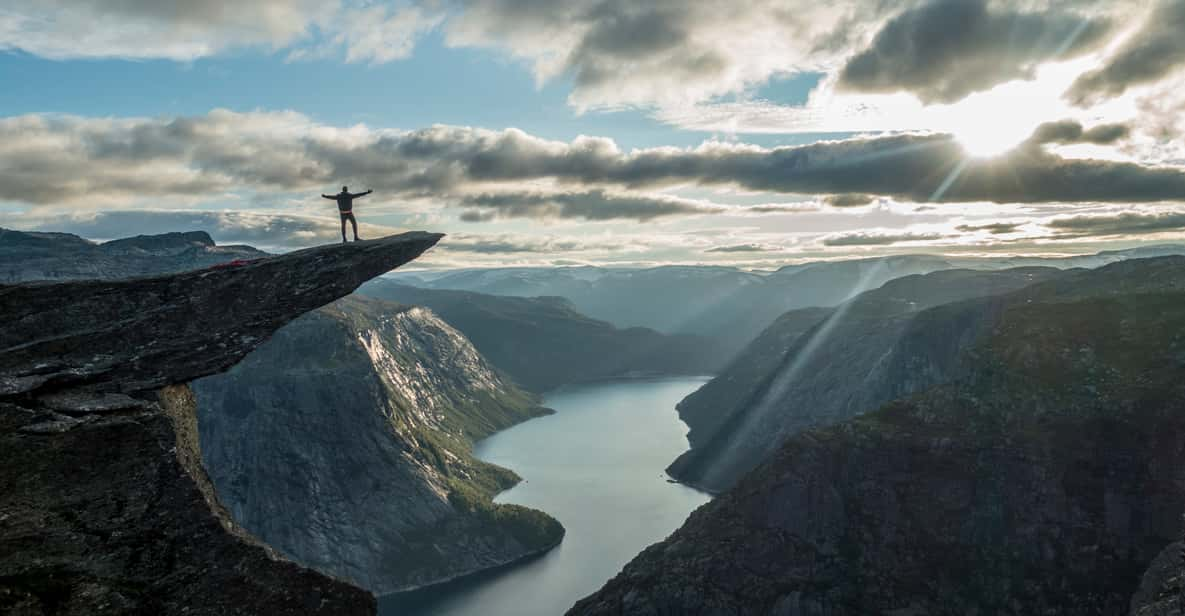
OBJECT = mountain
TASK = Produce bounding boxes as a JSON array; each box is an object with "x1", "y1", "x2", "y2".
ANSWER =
[
  {"x1": 571, "y1": 256, "x2": 1185, "y2": 615},
  {"x1": 392, "y1": 246, "x2": 1185, "y2": 361},
  {"x1": 193, "y1": 295, "x2": 563, "y2": 593},
  {"x1": 359, "y1": 280, "x2": 723, "y2": 392},
  {"x1": 1, "y1": 233, "x2": 440, "y2": 615},
  {"x1": 389, "y1": 258, "x2": 955, "y2": 358},
  {"x1": 0, "y1": 229, "x2": 569, "y2": 593},
  {"x1": 0, "y1": 227, "x2": 266, "y2": 282},
  {"x1": 667, "y1": 266, "x2": 1066, "y2": 491}
]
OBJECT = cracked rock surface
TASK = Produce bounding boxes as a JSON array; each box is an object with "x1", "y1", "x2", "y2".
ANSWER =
[{"x1": 0, "y1": 232, "x2": 441, "y2": 615}]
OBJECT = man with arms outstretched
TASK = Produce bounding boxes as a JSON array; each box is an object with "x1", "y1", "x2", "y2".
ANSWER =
[{"x1": 322, "y1": 186, "x2": 372, "y2": 243}]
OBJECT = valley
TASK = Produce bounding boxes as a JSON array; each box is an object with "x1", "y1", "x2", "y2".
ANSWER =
[
  {"x1": 7, "y1": 227, "x2": 1185, "y2": 615},
  {"x1": 381, "y1": 378, "x2": 711, "y2": 616}
]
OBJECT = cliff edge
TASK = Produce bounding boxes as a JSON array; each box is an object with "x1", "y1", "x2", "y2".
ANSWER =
[{"x1": 0, "y1": 232, "x2": 441, "y2": 615}]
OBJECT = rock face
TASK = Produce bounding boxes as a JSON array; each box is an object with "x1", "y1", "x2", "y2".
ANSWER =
[
  {"x1": 0, "y1": 227, "x2": 266, "y2": 283},
  {"x1": 668, "y1": 267, "x2": 1064, "y2": 491},
  {"x1": 571, "y1": 257, "x2": 1185, "y2": 615},
  {"x1": 361, "y1": 280, "x2": 723, "y2": 392},
  {"x1": 194, "y1": 296, "x2": 563, "y2": 593},
  {"x1": 1, "y1": 232, "x2": 440, "y2": 396},
  {"x1": 0, "y1": 232, "x2": 441, "y2": 615}
]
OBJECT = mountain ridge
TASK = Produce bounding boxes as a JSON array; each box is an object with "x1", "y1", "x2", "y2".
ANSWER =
[{"x1": 571, "y1": 255, "x2": 1185, "y2": 615}]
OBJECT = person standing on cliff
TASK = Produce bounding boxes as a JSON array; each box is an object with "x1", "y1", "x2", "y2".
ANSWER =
[{"x1": 322, "y1": 186, "x2": 372, "y2": 243}]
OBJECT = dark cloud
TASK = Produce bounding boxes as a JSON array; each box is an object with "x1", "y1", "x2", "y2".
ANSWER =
[
  {"x1": 705, "y1": 243, "x2": 781, "y2": 253},
  {"x1": 1066, "y1": 0, "x2": 1185, "y2": 105},
  {"x1": 1046, "y1": 211, "x2": 1185, "y2": 236},
  {"x1": 956, "y1": 222, "x2": 1023, "y2": 234},
  {"x1": 838, "y1": 0, "x2": 1112, "y2": 103},
  {"x1": 823, "y1": 193, "x2": 876, "y2": 207},
  {"x1": 1027, "y1": 120, "x2": 1131, "y2": 146},
  {"x1": 444, "y1": 0, "x2": 901, "y2": 108},
  {"x1": 6, "y1": 112, "x2": 1185, "y2": 214},
  {"x1": 459, "y1": 210, "x2": 497, "y2": 222},
  {"x1": 742, "y1": 204, "x2": 819, "y2": 214},
  {"x1": 458, "y1": 189, "x2": 721, "y2": 221},
  {"x1": 822, "y1": 231, "x2": 946, "y2": 246},
  {"x1": 441, "y1": 234, "x2": 622, "y2": 254}
]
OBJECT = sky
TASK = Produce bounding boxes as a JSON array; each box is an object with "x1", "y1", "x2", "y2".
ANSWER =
[{"x1": 2, "y1": 0, "x2": 1185, "y2": 269}]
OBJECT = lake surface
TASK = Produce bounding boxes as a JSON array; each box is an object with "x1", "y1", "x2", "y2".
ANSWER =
[{"x1": 381, "y1": 377, "x2": 712, "y2": 616}]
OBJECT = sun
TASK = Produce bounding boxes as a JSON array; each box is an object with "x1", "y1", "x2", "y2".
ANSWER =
[{"x1": 951, "y1": 123, "x2": 1031, "y2": 158}]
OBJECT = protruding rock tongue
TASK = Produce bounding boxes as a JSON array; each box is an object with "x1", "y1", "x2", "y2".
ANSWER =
[{"x1": 0, "y1": 232, "x2": 444, "y2": 397}]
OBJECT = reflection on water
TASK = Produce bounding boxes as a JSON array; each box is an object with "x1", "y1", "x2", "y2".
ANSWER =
[{"x1": 381, "y1": 377, "x2": 712, "y2": 616}]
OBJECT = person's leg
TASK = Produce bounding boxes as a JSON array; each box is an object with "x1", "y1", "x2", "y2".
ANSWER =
[
  {"x1": 340, "y1": 214, "x2": 348, "y2": 243},
  {"x1": 349, "y1": 213, "x2": 360, "y2": 241}
]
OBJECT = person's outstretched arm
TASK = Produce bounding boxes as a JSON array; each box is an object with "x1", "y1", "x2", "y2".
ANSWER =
[
  {"x1": 352, "y1": 190, "x2": 373, "y2": 198},
  {"x1": 321, "y1": 194, "x2": 335, "y2": 199}
]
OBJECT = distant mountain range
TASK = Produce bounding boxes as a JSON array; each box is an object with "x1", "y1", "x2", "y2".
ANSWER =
[
  {"x1": 390, "y1": 244, "x2": 1185, "y2": 360},
  {"x1": 359, "y1": 280, "x2": 723, "y2": 392},
  {"x1": 0, "y1": 228, "x2": 264, "y2": 282}
]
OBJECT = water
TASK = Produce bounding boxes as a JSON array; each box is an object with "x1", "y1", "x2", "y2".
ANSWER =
[{"x1": 381, "y1": 377, "x2": 712, "y2": 616}]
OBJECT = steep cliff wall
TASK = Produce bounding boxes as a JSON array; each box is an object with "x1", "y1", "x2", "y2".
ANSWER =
[
  {"x1": 0, "y1": 233, "x2": 440, "y2": 615},
  {"x1": 669, "y1": 267, "x2": 1063, "y2": 491},
  {"x1": 194, "y1": 296, "x2": 563, "y2": 593},
  {"x1": 572, "y1": 258, "x2": 1185, "y2": 615}
]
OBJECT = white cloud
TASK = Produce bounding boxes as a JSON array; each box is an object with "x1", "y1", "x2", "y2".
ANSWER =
[
  {"x1": 0, "y1": 0, "x2": 333, "y2": 60},
  {"x1": 3, "y1": 110, "x2": 1184, "y2": 218}
]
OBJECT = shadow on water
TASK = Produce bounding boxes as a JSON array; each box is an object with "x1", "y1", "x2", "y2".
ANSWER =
[
  {"x1": 378, "y1": 377, "x2": 712, "y2": 616},
  {"x1": 381, "y1": 547, "x2": 556, "y2": 613}
]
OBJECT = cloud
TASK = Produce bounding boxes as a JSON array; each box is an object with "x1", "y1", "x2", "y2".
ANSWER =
[
  {"x1": 439, "y1": 233, "x2": 627, "y2": 254},
  {"x1": 838, "y1": 0, "x2": 1112, "y2": 104},
  {"x1": 458, "y1": 210, "x2": 497, "y2": 223},
  {"x1": 744, "y1": 203, "x2": 821, "y2": 214},
  {"x1": 443, "y1": 0, "x2": 899, "y2": 110},
  {"x1": 457, "y1": 189, "x2": 723, "y2": 221},
  {"x1": 1046, "y1": 210, "x2": 1185, "y2": 236},
  {"x1": 956, "y1": 222, "x2": 1024, "y2": 234},
  {"x1": 0, "y1": 0, "x2": 330, "y2": 60},
  {"x1": 705, "y1": 243, "x2": 783, "y2": 253},
  {"x1": 823, "y1": 193, "x2": 876, "y2": 207},
  {"x1": 0, "y1": 1, "x2": 882, "y2": 109},
  {"x1": 822, "y1": 230, "x2": 946, "y2": 246},
  {"x1": 1027, "y1": 120, "x2": 1131, "y2": 145},
  {"x1": 0, "y1": 1, "x2": 438, "y2": 64},
  {"x1": 290, "y1": 4, "x2": 442, "y2": 64},
  {"x1": 4, "y1": 111, "x2": 1185, "y2": 216},
  {"x1": 1066, "y1": 0, "x2": 1185, "y2": 105}
]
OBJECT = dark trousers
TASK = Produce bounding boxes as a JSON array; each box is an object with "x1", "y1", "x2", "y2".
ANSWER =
[{"x1": 340, "y1": 211, "x2": 358, "y2": 241}]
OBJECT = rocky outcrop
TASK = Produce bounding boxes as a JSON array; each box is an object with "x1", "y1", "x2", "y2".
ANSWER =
[
  {"x1": 0, "y1": 232, "x2": 441, "y2": 615},
  {"x1": 1131, "y1": 540, "x2": 1185, "y2": 615},
  {"x1": 0, "y1": 227, "x2": 266, "y2": 283},
  {"x1": 669, "y1": 267, "x2": 1064, "y2": 491},
  {"x1": 194, "y1": 296, "x2": 563, "y2": 593},
  {"x1": 571, "y1": 257, "x2": 1185, "y2": 615}
]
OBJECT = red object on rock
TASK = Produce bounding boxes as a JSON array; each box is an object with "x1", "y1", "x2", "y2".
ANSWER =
[{"x1": 209, "y1": 259, "x2": 253, "y2": 270}]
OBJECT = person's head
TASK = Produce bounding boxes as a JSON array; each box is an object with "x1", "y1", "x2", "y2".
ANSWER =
[{"x1": 341, "y1": 185, "x2": 349, "y2": 193}]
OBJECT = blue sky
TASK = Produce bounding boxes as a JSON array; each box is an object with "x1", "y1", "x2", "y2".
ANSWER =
[
  {"x1": 1, "y1": 0, "x2": 1184, "y2": 267},
  {"x1": 0, "y1": 36, "x2": 833, "y2": 150}
]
